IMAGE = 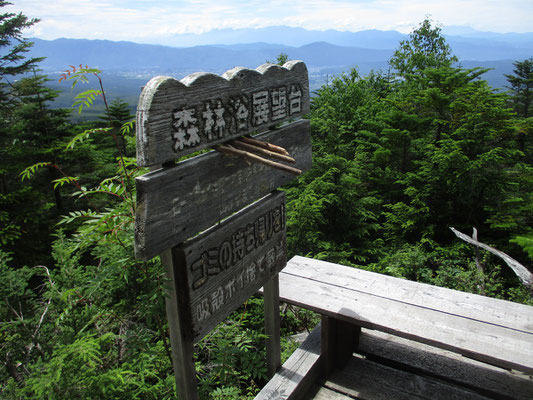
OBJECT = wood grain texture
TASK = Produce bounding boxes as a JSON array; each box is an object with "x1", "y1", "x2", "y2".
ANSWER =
[
  {"x1": 321, "y1": 316, "x2": 360, "y2": 376},
  {"x1": 284, "y1": 256, "x2": 533, "y2": 335},
  {"x1": 173, "y1": 191, "x2": 287, "y2": 343},
  {"x1": 135, "y1": 119, "x2": 311, "y2": 261},
  {"x1": 264, "y1": 275, "x2": 281, "y2": 378},
  {"x1": 277, "y1": 256, "x2": 533, "y2": 374},
  {"x1": 136, "y1": 61, "x2": 310, "y2": 166},
  {"x1": 358, "y1": 329, "x2": 533, "y2": 400},
  {"x1": 306, "y1": 385, "x2": 353, "y2": 400},
  {"x1": 161, "y1": 249, "x2": 199, "y2": 400},
  {"x1": 325, "y1": 356, "x2": 491, "y2": 400},
  {"x1": 255, "y1": 323, "x2": 322, "y2": 400}
]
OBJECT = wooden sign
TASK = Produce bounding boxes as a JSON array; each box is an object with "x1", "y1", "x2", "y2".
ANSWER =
[
  {"x1": 135, "y1": 119, "x2": 311, "y2": 261},
  {"x1": 172, "y1": 191, "x2": 287, "y2": 342},
  {"x1": 136, "y1": 61, "x2": 310, "y2": 167},
  {"x1": 134, "y1": 60, "x2": 311, "y2": 399}
]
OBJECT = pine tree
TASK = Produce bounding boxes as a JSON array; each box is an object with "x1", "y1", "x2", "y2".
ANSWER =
[
  {"x1": 0, "y1": 1, "x2": 42, "y2": 110},
  {"x1": 505, "y1": 57, "x2": 533, "y2": 119}
]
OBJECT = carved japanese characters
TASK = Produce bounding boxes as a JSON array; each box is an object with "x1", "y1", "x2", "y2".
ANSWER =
[
  {"x1": 174, "y1": 191, "x2": 287, "y2": 342},
  {"x1": 136, "y1": 61, "x2": 309, "y2": 167}
]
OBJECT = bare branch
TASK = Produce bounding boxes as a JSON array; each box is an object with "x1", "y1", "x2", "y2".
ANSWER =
[
  {"x1": 450, "y1": 227, "x2": 533, "y2": 289},
  {"x1": 230, "y1": 139, "x2": 296, "y2": 163},
  {"x1": 238, "y1": 136, "x2": 290, "y2": 156},
  {"x1": 215, "y1": 144, "x2": 302, "y2": 175},
  {"x1": 25, "y1": 265, "x2": 54, "y2": 361}
]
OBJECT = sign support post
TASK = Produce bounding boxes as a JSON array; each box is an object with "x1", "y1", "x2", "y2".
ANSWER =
[
  {"x1": 161, "y1": 249, "x2": 199, "y2": 400},
  {"x1": 264, "y1": 274, "x2": 281, "y2": 377}
]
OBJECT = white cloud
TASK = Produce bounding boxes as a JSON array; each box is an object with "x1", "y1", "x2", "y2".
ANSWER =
[{"x1": 5, "y1": 0, "x2": 533, "y2": 43}]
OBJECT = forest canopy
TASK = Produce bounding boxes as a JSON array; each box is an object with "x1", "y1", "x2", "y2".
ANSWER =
[{"x1": 1, "y1": 5, "x2": 532, "y2": 398}]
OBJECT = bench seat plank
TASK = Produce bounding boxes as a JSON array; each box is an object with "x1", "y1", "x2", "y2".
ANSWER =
[
  {"x1": 286, "y1": 256, "x2": 533, "y2": 333},
  {"x1": 277, "y1": 256, "x2": 533, "y2": 374}
]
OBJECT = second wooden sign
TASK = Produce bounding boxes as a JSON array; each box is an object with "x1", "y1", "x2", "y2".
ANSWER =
[{"x1": 172, "y1": 191, "x2": 287, "y2": 342}]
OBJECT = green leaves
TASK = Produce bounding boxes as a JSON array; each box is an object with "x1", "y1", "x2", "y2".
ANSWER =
[
  {"x1": 390, "y1": 18, "x2": 458, "y2": 78},
  {"x1": 19, "y1": 161, "x2": 52, "y2": 180},
  {"x1": 511, "y1": 235, "x2": 533, "y2": 260},
  {"x1": 59, "y1": 65, "x2": 102, "y2": 89},
  {"x1": 52, "y1": 175, "x2": 79, "y2": 189},
  {"x1": 72, "y1": 89, "x2": 103, "y2": 114},
  {"x1": 65, "y1": 127, "x2": 112, "y2": 149}
]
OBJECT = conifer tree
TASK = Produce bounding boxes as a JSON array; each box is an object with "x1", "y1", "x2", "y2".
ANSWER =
[
  {"x1": 389, "y1": 18, "x2": 457, "y2": 79},
  {"x1": 0, "y1": 1, "x2": 42, "y2": 109},
  {"x1": 505, "y1": 57, "x2": 533, "y2": 118}
]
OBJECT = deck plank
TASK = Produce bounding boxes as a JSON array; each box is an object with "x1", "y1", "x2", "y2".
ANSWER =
[
  {"x1": 358, "y1": 329, "x2": 533, "y2": 400},
  {"x1": 324, "y1": 355, "x2": 491, "y2": 400},
  {"x1": 307, "y1": 384, "x2": 355, "y2": 399}
]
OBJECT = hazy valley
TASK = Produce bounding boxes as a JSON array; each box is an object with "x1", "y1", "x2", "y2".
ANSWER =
[{"x1": 28, "y1": 25, "x2": 533, "y2": 114}]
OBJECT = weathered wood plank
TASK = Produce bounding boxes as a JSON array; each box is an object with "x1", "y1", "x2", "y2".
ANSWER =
[
  {"x1": 358, "y1": 329, "x2": 533, "y2": 400},
  {"x1": 277, "y1": 257, "x2": 533, "y2": 374},
  {"x1": 306, "y1": 385, "x2": 354, "y2": 400},
  {"x1": 285, "y1": 256, "x2": 533, "y2": 335},
  {"x1": 161, "y1": 249, "x2": 199, "y2": 400},
  {"x1": 173, "y1": 191, "x2": 287, "y2": 342},
  {"x1": 325, "y1": 355, "x2": 491, "y2": 400},
  {"x1": 135, "y1": 119, "x2": 311, "y2": 261},
  {"x1": 136, "y1": 61, "x2": 310, "y2": 166},
  {"x1": 321, "y1": 316, "x2": 360, "y2": 376},
  {"x1": 255, "y1": 323, "x2": 322, "y2": 400},
  {"x1": 264, "y1": 274, "x2": 281, "y2": 377}
]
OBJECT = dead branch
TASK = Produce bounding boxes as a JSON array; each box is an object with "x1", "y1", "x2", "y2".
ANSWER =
[
  {"x1": 450, "y1": 227, "x2": 533, "y2": 289},
  {"x1": 230, "y1": 139, "x2": 296, "y2": 164},
  {"x1": 25, "y1": 266, "x2": 53, "y2": 362},
  {"x1": 215, "y1": 144, "x2": 302, "y2": 175},
  {"x1": 238, "y1": 136, "x2": 290, "y2": 156}
]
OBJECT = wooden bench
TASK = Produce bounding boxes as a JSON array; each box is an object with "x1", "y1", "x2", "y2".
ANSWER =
[{"x1": 256, "y1": 256, "x2": 533, "y2": 399}]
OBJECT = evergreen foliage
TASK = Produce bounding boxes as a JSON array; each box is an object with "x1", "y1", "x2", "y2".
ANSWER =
[
  {"x1": 505, "y1": 57, "x2": 533, "y2": 118},
  {"x1": 1, "y1": 12, "x2": 532, "y2": 399}
]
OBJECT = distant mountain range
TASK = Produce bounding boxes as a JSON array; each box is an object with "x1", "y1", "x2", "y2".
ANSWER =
[
  {"x1": 137, "y1": 25, "x2": 533, "y2": 52},
  {"x1": 26, "y1": 25, "x2": 533, "y2": 111}
]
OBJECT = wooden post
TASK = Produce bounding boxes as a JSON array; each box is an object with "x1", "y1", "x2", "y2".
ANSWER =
[
  {"x1": 264, "y1": 274, "x2": 281, "y2": 377},
  {"x1": 321, "y1": 316, "x2": 361, "y2": 377},
  {"x1": 161, "y1": 249, "x2": 199, "y2": 400}
]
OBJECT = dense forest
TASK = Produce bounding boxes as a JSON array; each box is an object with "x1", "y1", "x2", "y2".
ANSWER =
[{"x1": 1, "y1": 1, "x2": 532, "y2": 398}]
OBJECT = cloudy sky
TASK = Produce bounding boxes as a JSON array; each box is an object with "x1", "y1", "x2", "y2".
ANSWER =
[{"x1": 6, "y1": 0, "x2": 533, "y2": 43}]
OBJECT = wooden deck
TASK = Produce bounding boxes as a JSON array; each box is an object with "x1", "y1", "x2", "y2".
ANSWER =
[{"x1": 256, "y1": 256, "x2": 533, "y2": 400}]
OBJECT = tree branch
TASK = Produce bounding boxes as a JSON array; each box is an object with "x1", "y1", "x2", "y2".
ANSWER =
[{"x1": 450, "y1": 227, "x2": 533, "y2": 289}]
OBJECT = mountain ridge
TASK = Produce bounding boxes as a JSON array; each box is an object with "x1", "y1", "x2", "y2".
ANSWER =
[{"x1": 25, "y1": 26, "x2": 533, "y2": 109}]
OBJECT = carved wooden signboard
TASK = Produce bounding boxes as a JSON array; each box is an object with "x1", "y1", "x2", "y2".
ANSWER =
[
  {"x1": 135, "y1": 119, "x2": 310, "y2": 260},
  {"x1": 174, "y1": 191, "x2": 286, "y2": 342},
  {"x1": 136, "y1": 60, "x2": 309, "y2": 167},
  {"x1": 134, "y1": 61, "x2": 311, "y2": 400}
]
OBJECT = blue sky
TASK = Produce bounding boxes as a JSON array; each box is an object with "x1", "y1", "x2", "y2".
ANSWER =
[{"x1": 7, "y1": 0, "x2": 533, "y2": 43}]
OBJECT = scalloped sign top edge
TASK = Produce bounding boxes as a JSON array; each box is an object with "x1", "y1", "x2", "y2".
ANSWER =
[{"x1": 135, "y1": 60, "x2": 310, "y2": 167}]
